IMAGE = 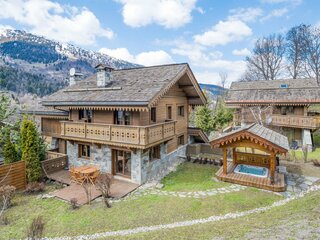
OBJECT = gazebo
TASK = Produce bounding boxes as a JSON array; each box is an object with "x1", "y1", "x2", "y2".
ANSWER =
[{"x1": 211, "y1": 124, "x2": 289, "y2": 192}]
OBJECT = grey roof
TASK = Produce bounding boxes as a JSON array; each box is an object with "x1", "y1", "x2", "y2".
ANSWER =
[
  {"x1": 213, "y1": 123, "x2": 289, "y2": 151},
  {"x1": 226, "y1": 78, "x2": 320, "y2": 104},
  {"x1": 42, "y1": 63, "x2": 189, "y2": 106}
]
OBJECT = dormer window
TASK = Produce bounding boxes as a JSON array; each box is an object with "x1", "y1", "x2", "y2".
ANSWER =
[{"x1": 280, "y1": 84, "x2": 288, "y2": 88}]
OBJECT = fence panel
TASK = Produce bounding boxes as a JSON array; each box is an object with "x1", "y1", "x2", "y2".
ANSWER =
[{"x1": 0, "y1": 161, "x2": 26, "y2": 190}]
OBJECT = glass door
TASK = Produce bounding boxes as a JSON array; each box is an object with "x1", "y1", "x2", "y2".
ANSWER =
[{"x1": 113, "y1": 150, "x2": 131, "y2": 178}]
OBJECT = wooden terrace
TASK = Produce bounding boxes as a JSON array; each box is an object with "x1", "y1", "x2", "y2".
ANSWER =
[{"x1": 216, "y1": 162, "x2": 286, "y2": 192}]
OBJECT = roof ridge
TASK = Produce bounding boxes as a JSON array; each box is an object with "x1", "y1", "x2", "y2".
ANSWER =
[{"x1": 113, "y1": 62, "x2": 188, "y2": 71}]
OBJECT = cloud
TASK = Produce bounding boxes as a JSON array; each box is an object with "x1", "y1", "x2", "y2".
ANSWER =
[
  {"x1": 99, "y1": 48, "x2": 174, "y2": 66},
  {"x1": 115, "y1": 0, "x2": 197, "y2": 28},
  {"x1": 260, "y1": 7, "x2": 288, "y2": 21},
  {"x1": 194, "y1": 20, "x2": 252, "y2": 46},
  {"x1": 261, "y1": 0, "x2": 302, "y2": 5},
  {"x1": 232, "y1": 48, "x2": 251, "y2": 56},
  {"x1": 228, "y1": 7, "x2": 263, "y2": 22},
  {"x1": 0, "y1": 0, "x2": 114, "y2": 45}
]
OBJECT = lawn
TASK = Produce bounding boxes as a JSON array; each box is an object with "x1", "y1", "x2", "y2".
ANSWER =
[
  {"x1": 161, "y1": 162, "x2": 230, "y2": 191},
  {"x1": 121, "y1": 187, "x2": 320, "y2": 240},
  {"x1": 287, "y1": 148, "x2": 320, "y2": 162},
  {"x1": 0, "y1": 163, "x2": 282, "y2": 239}
]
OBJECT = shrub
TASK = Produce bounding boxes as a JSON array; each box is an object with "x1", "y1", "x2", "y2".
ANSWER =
[
  {"x1": 27, "y1": 216, "x2": 45, "y2": 240},
  {"x1": 25, "y1": 182, "x2": 45, "y2": 194},
  {"x1": 70, "y1": 198, "x2": 78, "y2": 210},
  {"x1": 1, "y1": 216, "x2": 9, "y2": 225},
  {"x1": 0, "y1": 185, "x2": 16, "y2": 210},
  {"x1": 3, "y1": 133, "x2": 18, "y2": 164},
  {"x1": 96, "y1": 174, "x2": 113, "y2": 208}
]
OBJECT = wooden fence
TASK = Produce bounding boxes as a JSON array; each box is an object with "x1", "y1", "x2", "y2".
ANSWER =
[{"x1": 0, "y1": 161, "x2": 26, "y2": 190}]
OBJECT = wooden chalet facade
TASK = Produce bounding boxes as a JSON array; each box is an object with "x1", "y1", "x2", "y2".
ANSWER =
[
  {"x1": 226, "y1": 78, "x2": 320, "y2": 151},
  {"x1": 35, "y1": 63, "x2": 206, "y2": 184}
]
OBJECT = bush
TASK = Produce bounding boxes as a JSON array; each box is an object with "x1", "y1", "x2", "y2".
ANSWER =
[
  {"x1": 70, "y1": 198, "x2": 78, "y2": 210},
  {"x1": 25, "y1": 182, "x2": 45, "y2": 194},
  {"x1": 27, "y1": 216, "x2": 45, "y2": 240},
  {"x1": 0, "y1": 185, "x2": 16, "y2": 210}
]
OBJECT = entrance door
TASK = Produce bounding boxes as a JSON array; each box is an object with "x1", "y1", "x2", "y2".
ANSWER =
[{"x1": 113, "y1": 150, "x2": 131, "y2": 178}]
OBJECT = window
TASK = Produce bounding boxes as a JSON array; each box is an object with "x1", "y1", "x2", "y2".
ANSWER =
[
  {"x1": 178, "y1": 105, "x2": 184, "y2": 117},
  {"x1": 149, "y1": 145, "x2": 161, "y2": 161},
  {"x1": 115, "y1": 111, "x2": 132, "y2": 125},
  {"x1": 79, "y1": 144, "x2": 90, "y2": 158},
  {"x1": 79, "y1": 109, "x2": 92, "y2": 122},
  {"x1": 178, "y1": 135, "x2": 185, "y2": 146},
  {"x1": 151, "y1": 107, "x2": 157, "y2": 122},
  {"x1": 167, "y1": 106, "x2": 172, "y2": 120}
]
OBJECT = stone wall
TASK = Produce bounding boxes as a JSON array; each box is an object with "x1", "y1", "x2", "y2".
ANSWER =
[
  {"x1": 66, "y1": 141, "x2": 112, "y2": 173},
  {"x1": 138, "y1": 143, "x2": 187, "y2": 184}
]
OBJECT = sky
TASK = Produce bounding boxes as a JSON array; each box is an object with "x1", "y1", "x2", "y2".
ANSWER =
[{"x1": 0, "y1": 0, "x2": 319, "y2": 86}]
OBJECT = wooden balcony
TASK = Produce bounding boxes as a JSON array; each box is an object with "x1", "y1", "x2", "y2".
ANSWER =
[
  {"x1": 60, "y1": 121, "x2": 176, "y2": 149},
  {"x1": 271, "y1": 114, "x2": 320, "y2": 129}
]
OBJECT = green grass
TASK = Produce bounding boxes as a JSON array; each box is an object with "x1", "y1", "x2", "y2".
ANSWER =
[
  {"x1": 288, "y1": 148, "x2": 320, "y2": 162},
  {"x1": 119, "y1": 190, "x2": 320, "y2": 240},
  {"x1": 161, "y1": 162, "x2": 230, "y2": 192},
  {"x1": 0, "y1": 187, "x2": 281, "y2": 239}
]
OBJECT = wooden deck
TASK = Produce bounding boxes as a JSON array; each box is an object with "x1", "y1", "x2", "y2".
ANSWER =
[
  {"x1": 47, "y1": 170, "x2": 139, "y2": 205},
  {"x1": 216, "y1": 162, "x2": 286, "y2": 192}
]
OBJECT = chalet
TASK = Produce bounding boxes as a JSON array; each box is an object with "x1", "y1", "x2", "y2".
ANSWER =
[
  {"x1": 226, "y1": 78, "x2": 320, "y2": 151},
  {"x1": 35, "y1": 63, "x2": 207, "y2": 184}
]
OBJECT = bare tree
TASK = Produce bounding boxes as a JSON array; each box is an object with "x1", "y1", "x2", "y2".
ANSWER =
[
  {"x1": 248, "y1": 106, "x2": 273, "y2": 125},
  {"x1": 244, "y1": 34, "x2": 286, "y2": 81},
  {"x1": 96, "y1": 174, "x2": 113, "y2": 208},
  {"x1": 219, "y1": 72, "x2": 228, "y2": 88},
  {"x1": 286, "y1": 24, "x2": 310, "y2": 79},
  {"x1": 303, "y1": 26, "x2": 320, "y2": 83}
]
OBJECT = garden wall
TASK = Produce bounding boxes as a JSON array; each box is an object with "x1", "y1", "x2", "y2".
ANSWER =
[{"x1": 0, "y1": 161, "x2": 26, "y2": 190}]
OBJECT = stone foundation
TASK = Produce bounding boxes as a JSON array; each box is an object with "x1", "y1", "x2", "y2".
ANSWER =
[{"x1": 66, "y1": 141, "x2": 112, "y2": 173}]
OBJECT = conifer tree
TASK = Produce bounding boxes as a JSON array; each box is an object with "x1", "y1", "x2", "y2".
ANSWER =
[
  {"x1": 195, "y1": 104, "x2": 215, "y2": 134},
  {"x1": 3, "y1": 133, "x2": 18, "y2": 164},
  {"x1": 21, "y1": 118, "x2": 42, "y2": 182}
]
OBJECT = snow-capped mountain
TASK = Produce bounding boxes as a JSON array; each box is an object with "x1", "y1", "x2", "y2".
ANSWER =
[{"x1": 0, "y1": 29, "x2": 140, "y2": 96}]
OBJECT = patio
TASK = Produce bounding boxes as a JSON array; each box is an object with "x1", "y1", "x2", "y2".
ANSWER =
[{"x1": 46, "y1": 169, "x2": 139, "y2": 205}]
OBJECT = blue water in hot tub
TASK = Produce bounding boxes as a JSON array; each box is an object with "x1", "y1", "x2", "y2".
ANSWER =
[{"x1": 234, "y1": 164, "x2": 268, "y2": 178}]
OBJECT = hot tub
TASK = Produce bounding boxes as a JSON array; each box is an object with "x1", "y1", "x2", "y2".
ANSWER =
[{"x1": 234, "y1": 164, "x2": 268, "y2": 178}]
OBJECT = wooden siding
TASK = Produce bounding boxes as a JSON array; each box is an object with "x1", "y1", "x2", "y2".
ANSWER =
[
  {"x1": 41, "y1": 118, "x2": 61, "y2": 137},
  {"x1": 92, "y1": 110, "x2": 114, "y2": 124},
  {"x1": 0, "y1": 161, "x2": 26, "y2": 190}
]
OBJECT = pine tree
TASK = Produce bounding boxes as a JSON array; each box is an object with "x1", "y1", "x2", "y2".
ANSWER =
[
  {"x1": 3, "y1": 133, "x2": 17, "y2": 164},
  {"x1": 195, "y1": 104, "x2": 215, "y2": 134},
  {"x1": 21, "y1": 118, "x2": 42, "y2": 182}
]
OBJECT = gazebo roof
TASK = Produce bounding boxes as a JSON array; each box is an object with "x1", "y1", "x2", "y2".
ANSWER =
[{"x1": 211, "y1": 124, "x2": 289, "y2": 154}]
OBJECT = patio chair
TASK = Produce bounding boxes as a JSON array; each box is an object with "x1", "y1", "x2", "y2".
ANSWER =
[
  {"x1": 69, "y1": 168, "x2": 78, "y2": 184},
  {"x1": 88, "y1": 170, "x2": 100, "y2": 185},
  {"x1": 74, "y1": 172, "x2": 86, "y2": 185}
]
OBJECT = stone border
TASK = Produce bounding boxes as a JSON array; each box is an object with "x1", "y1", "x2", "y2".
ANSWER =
[{"x1": 43, "y1": 185, "x2": 320, "y2": 240}]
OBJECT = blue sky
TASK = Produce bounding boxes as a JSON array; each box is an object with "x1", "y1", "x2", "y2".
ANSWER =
[{"x1": 0, "y1": 0, "x2": 319, "y2": 86}]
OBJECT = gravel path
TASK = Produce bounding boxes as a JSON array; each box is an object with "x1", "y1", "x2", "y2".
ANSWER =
[{"x1": 43, "y1": 185, "x2": 320, "y2": 240}]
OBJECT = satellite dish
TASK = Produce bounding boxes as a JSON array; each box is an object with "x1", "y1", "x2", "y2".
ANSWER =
[{"x1": 69, "y1": 68, "x2": 76, "y2": 76}]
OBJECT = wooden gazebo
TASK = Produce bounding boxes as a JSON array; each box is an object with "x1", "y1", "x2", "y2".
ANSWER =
[{"x1": 211, "y1": 124, "x2": 289, "y2": 192}]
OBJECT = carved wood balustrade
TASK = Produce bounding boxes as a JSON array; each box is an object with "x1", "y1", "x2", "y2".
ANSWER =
[{"x1": 60, "y1": 121, "x2": 176, "y2": 148}]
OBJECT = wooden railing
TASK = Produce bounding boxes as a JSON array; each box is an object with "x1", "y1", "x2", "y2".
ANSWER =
[
  {"x1": 60, "y1": 121, "x2": 176, "y2": 148},
  {"x1": 271, "y1": 114, "x2": 320, "y2": 129},
  {"x1": 235, "y1": 152, "x2": 270, "y2": 168},
  {"x1": 42, "y1": 151, "x2": 68, "y2": 175}
]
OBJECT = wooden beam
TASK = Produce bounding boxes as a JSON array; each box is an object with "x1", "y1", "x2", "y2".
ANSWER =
[
  {"x1": 270, "y1": 153, "x2": 276, "y2": 184},
  {"x1": 232, "y1": 148, "x2": 236, "y2": 164},
  {"x1": 223, "y1": 148, "x2": 228, "y2": 174}
]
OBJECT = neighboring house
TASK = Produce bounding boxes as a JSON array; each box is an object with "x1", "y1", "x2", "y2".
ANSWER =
[
  {"x1": 226, "y1": 78, "x2": 320, "y2": 151},
  {"x1": 33, "y1": 63, "x2": 207, "y2": 184}
]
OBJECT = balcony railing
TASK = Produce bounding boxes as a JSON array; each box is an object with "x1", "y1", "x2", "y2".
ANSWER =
[
  {"x1": 270, "y1": 114, "x2": 320, "y2": 129},
  {"x1": 60, "y1": 121, "x2": 176, "y2": 148}
]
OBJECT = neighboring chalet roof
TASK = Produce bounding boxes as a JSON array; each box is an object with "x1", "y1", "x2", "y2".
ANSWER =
[
  {"x1": 226, "y1": 78, "x2": 320, "y2": 106},
  {"x1": 211, "y1": 123, "x2": 289, "y2": 154},
  {"x1": 21, "y1": 106, "x2": 69, "y2": 119},
  {"x1": 41, "y1": 63, "x2": 206, "y2": 109},
  {"x1": 188, "y1": 127, "x2": 210, "y2": 143}
]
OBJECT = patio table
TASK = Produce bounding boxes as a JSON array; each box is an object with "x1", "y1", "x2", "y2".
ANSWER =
[{"x1": 73, "y1": 166, "x2": 99, "y2": 184}]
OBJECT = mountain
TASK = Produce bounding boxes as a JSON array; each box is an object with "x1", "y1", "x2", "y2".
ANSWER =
[
  {"x1": 0, "y1": 29, "x2": 140, "y2": 96},
  {"x1": 199, "y1": 83, "x2": 225, "y2": 97}
]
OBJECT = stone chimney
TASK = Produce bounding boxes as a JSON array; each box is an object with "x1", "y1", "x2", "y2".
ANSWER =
[
  {"x1": 95, "y1": 64, "x2": 113, "y2": 87},
  {"x1": 69, "y1": 68, "x2": 83, "y2": 86}
]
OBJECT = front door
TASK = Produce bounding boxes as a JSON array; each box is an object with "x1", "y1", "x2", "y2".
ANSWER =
[{"x1": 112, "y1": 150, "x2": 131, "y2": 178}]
